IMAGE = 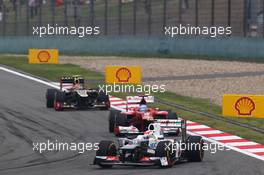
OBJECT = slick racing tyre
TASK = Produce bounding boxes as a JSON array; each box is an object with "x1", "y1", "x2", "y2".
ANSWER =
[
  {"x1": 155, "y1": 141, "x2": 174, "y2": 168},
  {"x1": 168, "y1": 112, "x2": 178, "y2": 119},
  {"x1": 54, "y1": 91, "x2": 65, "y2": 111},
  {"x1": 186, "y1": 136, "x2": 204, "y2": 162},
  {"x1": 116, "y1": 114, "x2": 128, "y2": 126},
  {"x1": 46, "y1": 89, "x2": 57, "y2": 108},
  {"x1": 97, "y1": 91, "x2": 110, "y2": 110},
  {"x1": 114, "y1": 114, "x2": 129, "y2": 136},
  {"x1": 96, "y1": 141, "x2": 117, "y2": 168},
  {"x1": 109, "y1": 110, "x2": 120, "y2": 133}
]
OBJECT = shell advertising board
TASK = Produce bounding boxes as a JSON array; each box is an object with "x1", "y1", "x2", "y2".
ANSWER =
[
  {"x1": 105, "y1": 66, "x2": 141, "y2": 84},
  {"x1": 28, "y1": 49, "x2": 58, "y2": 64},
  {"x1": 222, "y1": 94, "x2": 264, "y2": 118}
]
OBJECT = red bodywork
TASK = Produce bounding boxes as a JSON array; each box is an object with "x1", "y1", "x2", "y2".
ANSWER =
[{"x1": 120, "y1": 107, "x2": 169, "y2": 132}]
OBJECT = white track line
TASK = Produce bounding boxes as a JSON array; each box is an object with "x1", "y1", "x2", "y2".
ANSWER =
[
  {"x1": 1, "y1": 66, "x2": 263, "y2": 161},
  {"x1": 226, "y1": 142, "x2": 259, "y2": 147},
  {"x1": 195, "y1": 130, "x2": 223, "y2": 135},
  {"x1": 243, "y1": 148, "x2": 264, "y2": 153},
  {"x1": 110, "y1": 101, "x2": 127, "y2": 105},
  {"x1": 109, "y1": 97, "x2": 123, "y2": 101},
  {"x1": 186, "y1": 121, "x2": 196, "y2": 124},
  {"x1": 187, "y1": 125, "x2": 210, "y2": 129},
  {"x1": 209, "y1": 136, "x2": 242, "y2": 141},
  {"x1": 0, "y1": 67, "x2": 59, "y2": 89}
]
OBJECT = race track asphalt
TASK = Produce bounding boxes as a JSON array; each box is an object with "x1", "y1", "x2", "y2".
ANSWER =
[{"x1": 0, "y1": 69, "x2": 263, "y2": 175}]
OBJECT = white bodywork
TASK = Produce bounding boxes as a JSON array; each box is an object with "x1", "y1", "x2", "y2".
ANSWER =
[
  {"x1": 117, "y1": 119, "x2": 182, "y2": 135},
  {"x1": 126, "y1": 96, "x2": 154, "y2": 103},
  {"x1": 76, "y1": 90, "x2": 89, "y2": 97},
  {"x1": 118, "y1": 123, "x2": 182, "y2": 160}
]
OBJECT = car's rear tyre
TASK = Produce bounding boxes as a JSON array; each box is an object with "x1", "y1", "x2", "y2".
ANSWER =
[
  {"x1": 97, "y1": 91, "x2": 110, "y2": 110},
  {"x1": 114, "y1": 114, "x2": 129, "y2": 136},
  {"x1": 168, "y1": 112, "x2": 178, "y2": 119},
  {"x1": 96, "y1": 141, "x2": 117, "y2": 168},
  {"x1": 46, "y1": 89, "x2": 57, "y2": 108},
  {"x1": 186, "y1": 136, "x2": 204, "y2": 162},
  {"x1": 54, "y1": 91, "x2": 65, "y2": 111},
  {"x1": 155, "y1": 141, "x2": 174, "y2": 168},
  {"x1": 116, "y1": 114, "x2": 128, "y2": 126},
  {"x1": 109, "y1": 110, "x2": 120, "y2": 133}
]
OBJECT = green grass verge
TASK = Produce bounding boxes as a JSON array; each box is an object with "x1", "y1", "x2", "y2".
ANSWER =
[
  {"x1": 0, "y1": 56, "x2": 104, "y2": 81},
  {"x1": 61, "y1": 52, "x2": 264, "y2": 64},
  {"x1": 1, "y1": 55, "x2": 263, "y2": 144}
]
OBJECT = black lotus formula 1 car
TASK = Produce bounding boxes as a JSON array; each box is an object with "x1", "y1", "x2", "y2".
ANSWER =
[{"x1": 46, "y1": 75, "x2": 109, "y2": 111}]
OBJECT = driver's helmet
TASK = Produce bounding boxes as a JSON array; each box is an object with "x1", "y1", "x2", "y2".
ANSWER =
[
  {"x1": 145, "y1": 123, "x2": 164, "y2": 139},
  {"x1": 73, "y1": 77, "x2": 84, "y2": 89},
  {"x1": 139, "y1": 104, "x2": 147, "y2": 112}
]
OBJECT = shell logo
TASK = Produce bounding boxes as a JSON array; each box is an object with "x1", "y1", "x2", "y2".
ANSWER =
[
  {"x1": 105, "y1": 66, "x2": 141, "y2": 84},
  {"x1": 235, "y1": 97, "x2": 256, "y2": 116},
  {"x1": 115, "y1": 67, "x2": 132, "y2": 83},
  {"x1": 37, "y1": 51, "x2": 51, "y2": 62}
]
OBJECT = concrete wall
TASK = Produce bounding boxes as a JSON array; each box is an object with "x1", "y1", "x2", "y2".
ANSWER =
[{"x1": 0, "y1": 36, "x2": 263, "y2": 61}]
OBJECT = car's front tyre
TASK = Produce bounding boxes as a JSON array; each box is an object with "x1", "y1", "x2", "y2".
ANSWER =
[
  {"x1": 46, "y1": 89, "x2": 57, "y2": 108},
  {"x1": 186, "y1": 136, "x2": 204, "y2": 162},
  {"x1": 109, "y1": 110, "x2": 120, "y2": 133},
  {"x1": 54, "y1": 91, "x2": 65, "y2": 111},
  {"x1": 95, "y1": 140, "x2": 117, "y2": 168},
  {"x1": 155, "y1": 141, "x2": 174, "y2": 168}
]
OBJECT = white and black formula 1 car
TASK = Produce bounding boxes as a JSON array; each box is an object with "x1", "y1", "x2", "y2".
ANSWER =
[
  {"x1": 46, "y1": 75, "x2": 110, "y2": 111},
  {"x1": 94, "y1": 120, "x2": 204, "y2": 168}
]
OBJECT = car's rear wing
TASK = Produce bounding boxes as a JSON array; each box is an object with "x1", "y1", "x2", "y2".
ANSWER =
[
  {"x1": 155, "y1": 119, "x2": 187, "y2": 141},
  {"x1": 60, "y1": 76, "x2": 84, "y2": 90},
  {"x1": 126, "y1": 95, "x2": 154, "y2": 104},
  {"x1": 155, "y1": 119, "x2": 182, "y2": 128}
]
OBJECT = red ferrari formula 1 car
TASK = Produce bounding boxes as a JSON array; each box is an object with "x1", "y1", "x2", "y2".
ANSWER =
[{"x1": 109, "y1": 95, "x2": 179, "y2": 136}]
